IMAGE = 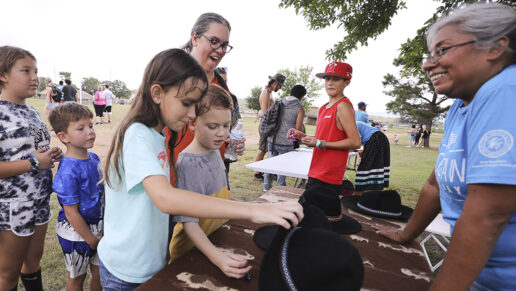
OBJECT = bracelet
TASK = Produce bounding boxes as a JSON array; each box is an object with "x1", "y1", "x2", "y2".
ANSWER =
[
  {"x1": 315, "y1": 140, "x2": 326, "y2": 149},
  {"x1": 22, "y1": 154, "x2": 40, "y2": 175}
]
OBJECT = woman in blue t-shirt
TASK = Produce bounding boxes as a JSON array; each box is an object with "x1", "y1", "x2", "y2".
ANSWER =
[{"x1": 375, "y1": 3, "x2": 516, "y2": 290}]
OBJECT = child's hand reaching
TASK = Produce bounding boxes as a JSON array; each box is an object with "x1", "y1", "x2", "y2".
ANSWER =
[
  {"x1": 212, "y1": 250, "x2": 251, "y2": 278},
  {"x1": 249, "y1": 201, "x2": 304, "y2": 229}
]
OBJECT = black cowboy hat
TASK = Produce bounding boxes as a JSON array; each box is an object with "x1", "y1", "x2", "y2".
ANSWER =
[
  {"x1": 302, "y1": 186, "x2": 362, "y2": 234},
  {"x1": 258, "y1": 205, "x2": 364, "y2": 291},
  {"x1": 253, "y1": 202, "x2": 332, "y2": 250},
  {"x1": 341, "y1": 190, "x2": 413, "y2": 221}
]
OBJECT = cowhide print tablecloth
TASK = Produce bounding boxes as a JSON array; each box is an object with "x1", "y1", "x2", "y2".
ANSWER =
[{"x1": 137, "y1": 186, "x2": 433, "y2": 291}]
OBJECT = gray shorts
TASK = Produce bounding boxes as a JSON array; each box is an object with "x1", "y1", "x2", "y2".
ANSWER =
[
  {"x1": 258, "y1": 132, "x2": 268, "y2": 152},
  {"x1": 0, "y1": 195, "x2": 52, "y2": 237}
]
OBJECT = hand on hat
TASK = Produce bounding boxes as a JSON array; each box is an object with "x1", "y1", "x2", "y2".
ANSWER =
[
  {"x1": 249, "y1": 201, "x2": 304, "y2": 229},
  {"x1": 371, "y1": 224, "x2": 410, "y2": 243},
  {"x1": 212, "y1": 250, "x2": 252, "y2": 279}
]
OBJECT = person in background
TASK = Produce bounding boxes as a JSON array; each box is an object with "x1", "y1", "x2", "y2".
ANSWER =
[
  {"x1": 253, "y1": 73, "x2": 286, "y2": 181},
  {"x1": 49, "y1": 103, "x2": 103, "y2": 291},
  {"x1": 375, "y1": 3, "x2": 516, "y2": 290},
  {"x1": 393, "y1": 134, "x2": 400, "y2": 145},
  {"x1": 354, "y1": 121, "x2": 390, "y2": 195},
  {"x1": 407, "y1": 124, "x2": 416, "y2": 147},
  {"x1": 355, "y1": 101, "x2": 369, "y2": 123},
  {"x1": 421, "y1": 125, "x2": 431, "y2": 148},
  {"x1": 43, "y1": 77, "x2": 56, "y2": 120},
  {"x1": 288, "y1": 62, "x2": 360, "y2": 194},
  {"x1": 215, "y1": 66, "x2": 242, "y2": 172},
  {"x1": 215, "y1": 67, "x2": 241, "y2": 128},
  {"x1": 58, "y1": 80, "x2": 64, "y2": 92},
  {"x1": 0, "y1": 45, "x2": 63, "y2": 291},
  {"x1": 103, "y1": 84, "x2": 114, "y2": 124},
  {"x1": 263, "y1": 84, "x2": 306, "y2": 192},
  {"x1": 62, "y1": 79, "x2": 77, "y2": 103},
  {"x1": 414, "y1": 124, "x2": 422, "y2": 147},
  {"x1": 93, "y1": 86, "x2": 106, "y2": 125}
]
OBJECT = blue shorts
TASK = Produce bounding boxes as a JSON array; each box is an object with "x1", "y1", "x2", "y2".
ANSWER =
[{"x1": 99, "y1": 259, "x2": 141, "y2": 291}]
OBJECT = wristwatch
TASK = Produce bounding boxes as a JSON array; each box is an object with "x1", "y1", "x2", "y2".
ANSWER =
[{"x1": 22, "y1": 154, "x2": 40, "y2": 175}]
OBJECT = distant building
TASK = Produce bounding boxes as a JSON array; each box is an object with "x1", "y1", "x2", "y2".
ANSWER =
[{"x1": 305, "y1": 107, "x2": 319, "y2": 125}]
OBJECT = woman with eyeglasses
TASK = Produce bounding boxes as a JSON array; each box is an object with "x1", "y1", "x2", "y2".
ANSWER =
[
  {"x1": 164, "y1": 12, "x2": 247, "y2": 270},
  {"x1": 375, "y1": 3, "x2": 516, "y2": 290},
  {"x1": 165, "y1": 13, "x2": 243, "y2": 165}
]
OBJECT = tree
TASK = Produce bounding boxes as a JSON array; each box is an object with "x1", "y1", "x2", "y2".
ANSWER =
[
  {"x1": 111, "y1": 79, "x2": 131, "y2": 99},
  {"x1": 245, "y1": 86, "x2": 262, "y2": 112},
  {"x1": 383, "y1": 73, "x2": 450, "y2": 128},
  {"x1": 59, "y1": 71, "x2": 71, "y2": 80},
  {"x1": 277, "y1": 66, "x2": 323, "y2": 108},
  {"x1": 279, "y1": 0, "x2": 516, "y2": 62},
  {"x1": 81, "y1": 77, "x2": 100, "y2": 95},
  {"x1": 279, "y1": 0, "x2": 407, "y2": 61},
  {"x1": 280, "y1": 0, "x2": 516, "y2": 144},
  {"x1": 38, "y1": 77, "x2": 46, "y2": 93}
]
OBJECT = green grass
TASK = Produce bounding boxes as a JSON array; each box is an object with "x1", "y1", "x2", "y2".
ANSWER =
[{"x1": 21, "y1": 97, "x2": 443, "y2": 289}]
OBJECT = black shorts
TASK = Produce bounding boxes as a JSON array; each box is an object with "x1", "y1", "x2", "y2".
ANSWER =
[
  {"x1": 94, "y1": 104, "x2": 105, "y2": 117},
  {"x1": 104, "y1": 105, "x2": 112, "y2": 113}
]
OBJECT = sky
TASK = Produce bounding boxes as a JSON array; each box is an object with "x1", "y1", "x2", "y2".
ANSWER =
[{"x1": 1, "y1": 0, "x2": 440, "y2": 116}]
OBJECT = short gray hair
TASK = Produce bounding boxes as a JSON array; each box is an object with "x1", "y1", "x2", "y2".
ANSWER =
[
  {"x1": 182, "y1": 13, "x2": 231, "y2": 53},
  {"x1": 427, "y1": 3, "x2": 516, "y2": 57}
]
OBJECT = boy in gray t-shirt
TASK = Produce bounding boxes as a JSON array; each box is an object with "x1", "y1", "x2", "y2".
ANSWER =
[{"x1": 169, "y1": 84, "x2": 252, "y2": 279}]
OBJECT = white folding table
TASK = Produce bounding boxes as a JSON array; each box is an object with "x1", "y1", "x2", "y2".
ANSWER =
[{"x1": 245, "y1": 147, "x2": 358, "y2": 186}]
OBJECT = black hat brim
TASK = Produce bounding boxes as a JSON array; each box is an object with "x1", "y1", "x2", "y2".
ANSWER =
[
  {"x1": 330, "y1": 215, "x2": 362, "y2": 234},
  {"x1": 253, "y1": 225, "x2": 280, "y2": 250},
  {"x1": 341, "y1": 195, "x2": 413, "y2": 221}
]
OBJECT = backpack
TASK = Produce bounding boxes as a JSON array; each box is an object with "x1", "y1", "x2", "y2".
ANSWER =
[
  {"x1": 50, "y1": 85, "x2": 63, "y2": 103},
  {"x1": 259, "y1": 100, "x2": 283, "y2": 137}
]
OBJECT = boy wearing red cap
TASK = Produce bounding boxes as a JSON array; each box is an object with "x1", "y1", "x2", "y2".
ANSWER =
[{"x1": 288, "y1": 62, "x2": 361, "y2": 193}]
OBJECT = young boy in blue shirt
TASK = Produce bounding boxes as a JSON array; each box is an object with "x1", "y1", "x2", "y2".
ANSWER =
[{"x1": 49, "y1": 103, "x2": 103, "y2": 291}]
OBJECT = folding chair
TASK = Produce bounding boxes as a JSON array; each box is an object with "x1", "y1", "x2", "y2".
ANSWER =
[{"x1": 420, "y1": 213, "x2": 451, "y2": 272}]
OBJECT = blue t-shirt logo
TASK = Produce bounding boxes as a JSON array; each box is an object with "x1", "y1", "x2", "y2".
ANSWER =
[{"x1": 478, "y1": 129, "x2": 514, "y2": 158}]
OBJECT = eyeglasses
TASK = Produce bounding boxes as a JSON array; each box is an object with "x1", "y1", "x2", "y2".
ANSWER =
[
  {"x1": 198, "y1": 34, "x2": 233, "y2": 53},
  {"x1": 423, "y1": 40, "x2": 476, "y2": 64}
]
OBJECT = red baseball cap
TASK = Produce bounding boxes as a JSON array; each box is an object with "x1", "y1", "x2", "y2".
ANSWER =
[{"x1": 316, "y1": 62, "x2": 353, "y2": 80}]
